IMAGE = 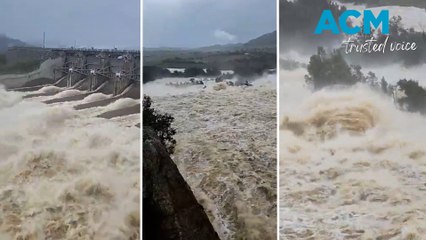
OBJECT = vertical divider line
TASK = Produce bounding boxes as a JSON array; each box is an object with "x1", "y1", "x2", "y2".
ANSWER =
[
  {"x1": 140, "y1": 0, "x2": 144, "y2": 238},
  {"x1": 276, "y1": 0, "x2": 281, "y2": 239}
]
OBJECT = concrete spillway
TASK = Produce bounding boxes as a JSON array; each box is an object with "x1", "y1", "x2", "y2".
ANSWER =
[
  {"x1": 22, "y1": 77, "x2": 85, "y2": 99},
  {"x1": 74, "y1": 82, "x2": 140, "y2": 110},
  {"x1": 97, "y1": 104, "x2": 140, "y2": 119},
  {"x1": 12, "y1": 78, "x2": 55, "y2": 91},
  {"x1": 3, "y1": 47, "x2": 140, "y2": 120},
  {"x1": 43, "y1": 81, "x2": 109, "y2": 104},
  {"x1": 9, "y1": 76, "x2": 67, "y2": 92}
]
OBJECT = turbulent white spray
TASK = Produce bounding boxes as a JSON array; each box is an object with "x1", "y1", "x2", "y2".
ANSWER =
[
  {"x1": 0, "y1": 86, "x2": 140, "y2": 239},
  {"x1": 280, "y1": 69, "x2": 426, "y2": 239},
  {"x1": 145, "y1": 74, "x2": 277, "y2": 240},
  {"x1": 0, "y1": 58, "x2": 64, "y2": 89}
]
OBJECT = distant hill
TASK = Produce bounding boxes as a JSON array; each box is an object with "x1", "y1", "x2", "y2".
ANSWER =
[
  {"x1": 194, "y1": 43, "x2": 243, "y2": 52},
  {"x1": 144, "y1": 31, "x2": 277, "y2": 53},
  {"x1": 143, "y1": 31, "x2": 277, "y2": 68},
  {"x1": 0, "y1": 34, "x2": 28, "y2": 53},
  {"x1": 195, "y1": 31, "x2": 276, "y2": 52},
  {"x1": 244, "y1": 31, "x2": 276, "y2": 48},
  {"x1": 143, "y1": 47, "x2": 185, "y2": 52}
]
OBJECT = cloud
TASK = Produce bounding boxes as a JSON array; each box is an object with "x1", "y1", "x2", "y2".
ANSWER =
[
  {"x1": 213, "y1": 29, "x2": 237, "y2": 42},
  {"x1": 143, "y1": 0, "x2": 276, "y2": 48},
  {"x1": 0, "y1": 0, "x2": 139, "y2": 49}
]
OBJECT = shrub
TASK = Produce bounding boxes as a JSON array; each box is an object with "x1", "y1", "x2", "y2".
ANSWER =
[
  {"x1": 143, "y1": 95, "x2": 177, "y2": 154},
  {"x1": 305, "y1": 47, "x2": 360, "y2": 89},
  {"x1": 184, "y1": 67, "x2": 205, "y2": 77},
  {"x1": 396, "y1": 79, "x2": 426, "y2": 113}
]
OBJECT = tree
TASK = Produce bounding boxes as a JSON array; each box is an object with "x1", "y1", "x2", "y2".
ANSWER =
[
  {"x1": 306, "y1": 47, "x2": 359, "y2": 89},
  {"x1": 143, "y1": 66, "x2": 171, "y2": 83},
  {"x1": 380, "y1": 77, "x2": 389, "y2": 94},
  {"x1": 366, "y1": 71, "x2": 379, "y2": 89},
  {"x1": 280, "y1": 0, "x2": 348, "y2": 52},
  {"x1": 205, "y1": 67, "x2": 221, "y2": 76},
  {"x1": 0, "y1": 54, "x2": 6, "y2": 65},
  {"x1": 396, "y1": 79, "x2": 426, "y2": 114},
  {"x1": 184, "y1": 67, "x2": 205, "y2": 77},
  {"x1": 348, "y1": 15, "x2": 426, "y2": 67},
  {"x1": 351, "y1": 64, "x2": 365, "y2": 83},
  {"x1": 143, "y1": 95, "x2": 177, "y2": 154}
]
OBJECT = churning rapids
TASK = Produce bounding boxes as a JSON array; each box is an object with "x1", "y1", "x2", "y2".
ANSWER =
[
  {"x1": 0, "y1": 86, "x2": 140, "y2": 239},
  {"x1": 280, "y1": 69, "x2": 426, "y2": 239},
  {"x1": 144, "y1": 75, "x2": 277, "y2": 240}
]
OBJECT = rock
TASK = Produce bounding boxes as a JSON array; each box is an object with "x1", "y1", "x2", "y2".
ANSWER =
[
  {"x1": 213, "y1": 83, "x2": 227, "y2": 91},
  {"x1": 143, "y1": 128, "x2": 220, "y2": 240}
]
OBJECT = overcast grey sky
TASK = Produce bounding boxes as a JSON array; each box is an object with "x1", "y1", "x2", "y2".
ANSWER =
[
  {"x1": 143, "y1": 0, "x2": 276, "y2": 48},
  {"x1": 0, "y1": 0, "x2": 140, "y2": 49}
]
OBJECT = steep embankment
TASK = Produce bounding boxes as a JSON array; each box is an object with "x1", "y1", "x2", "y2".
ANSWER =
[{"x1": 143, "y1": 128, "x2": 220, "y2": 240}]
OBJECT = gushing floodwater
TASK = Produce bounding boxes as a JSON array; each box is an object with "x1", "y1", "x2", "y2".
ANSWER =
[
  {"x1": 280, "y1": 69, "x2": 426, "y2": 239},
  {"x1": 144, "y1": 75, "x2": 277, "y2": 240},
  {"x1": 0, "y1": 86, "x2": 140, "y2": 239}
]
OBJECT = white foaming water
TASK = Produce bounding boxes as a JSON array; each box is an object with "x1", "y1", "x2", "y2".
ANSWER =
[
  {"x1": 362, "y1": 63, "x2": 426, "y2": 85},
  {"x1": 146, "y1": 74, "x2": 277, "y2": 240},
  {"x1": 73, "y1": 98, "x2": 140, "y2": 124},
  {"x1": 53, "y1": 89, "x2": 84, "y2": 98},
  {"x1": 103, "y1": 98, "x2": 139, "y2": 112},
  {"x1": 143, "y1": 77, "x2": 210, "y2": 97},
  {"x1": 336, "y1": 2, "x2": 426, "y2": 32},
  {"x1": 252, "y1": 74, "x2": 278, "y2": 88},
  {"x1": 144, "y1": 74, "x2": 276, "y2": 97},
  {"x1": 166, "y1": 68, "x2": 185, "y2": 73},
  {"x1": 221, "y1": 70, "x2": 234, "y2": 75},
  {"x1": 0, "y1": 86, "x2": 22, "y2": 109},
  {"x1": 0, "y1": 86, "x2": 140, "y2": 239},
  {"x1": 81, "y1": 93, "x2": 111, "y2": 103},
  {"x1": 0, "y1": 58, "x2": 64, "y2": 89},
  {"x1": 280, "y1": 69, "x2": 426, "y2": 239},
  {"x1": 280, "y1": 51, "x2": 311, "y2": 64},
  {"x1": 37, "y1": 86, "x2": 62, "y2": 94}
]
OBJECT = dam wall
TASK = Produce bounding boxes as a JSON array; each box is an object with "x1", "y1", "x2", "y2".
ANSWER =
[{"x1": 4, "y1": 47, "x2": 140, "y2": 97}]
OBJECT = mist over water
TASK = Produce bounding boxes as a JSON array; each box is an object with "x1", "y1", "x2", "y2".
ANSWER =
[
  {"x1": 0, "y1": 86, "x2": 140, "y2": 239},
  {"x1": 144, "y1": 75, "x2": 277, "y2": 239},
  {"x1": 362, "y1": 63, "x2": 426, "y2": 85},
  {"x1": 335, "y1": 1, "x2": 426, "y2": 32},
  {"x1": 143, "y1": 74, "x2": 277, "y2": 97},
  {"x1": 280, "y1": 69, "x2": 426, "y2": 239}
]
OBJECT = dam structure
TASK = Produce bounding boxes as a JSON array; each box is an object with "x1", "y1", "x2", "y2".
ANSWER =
[{"x1": 2, "y1": 46, "x2": 141, "y2": 122}]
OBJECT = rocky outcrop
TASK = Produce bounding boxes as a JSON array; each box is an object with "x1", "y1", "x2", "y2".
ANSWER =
[{"x1": 143, "y1": 128, "x2": 220, "y2": 240}]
